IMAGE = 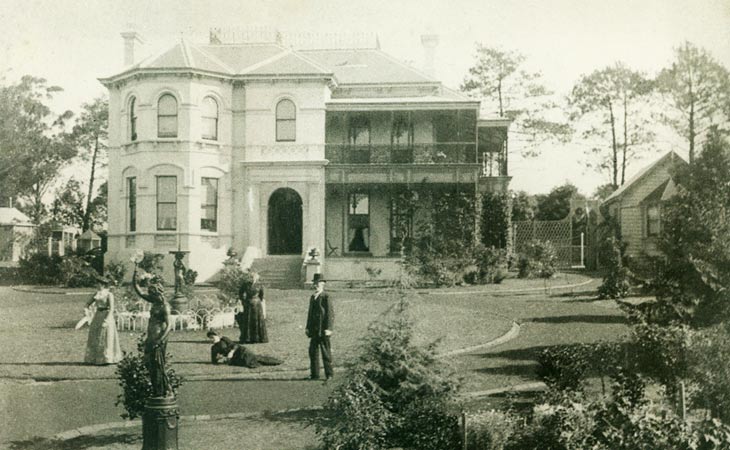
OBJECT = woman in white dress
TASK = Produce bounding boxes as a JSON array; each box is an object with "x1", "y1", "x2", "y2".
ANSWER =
[{"x1": 84, "y1": 277, "x2": 123, "y2": 365}]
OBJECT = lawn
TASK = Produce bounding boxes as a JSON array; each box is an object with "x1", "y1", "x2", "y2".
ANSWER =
[
  {"x1": 6, "y1": 410, "x2": 321, "y2": 450},
  {"x1": 1, "y1": 272, "x2": 638, "y2": 449},
  {"x1": 0, "y1": 284, "x2": 515, "y2": 381}
]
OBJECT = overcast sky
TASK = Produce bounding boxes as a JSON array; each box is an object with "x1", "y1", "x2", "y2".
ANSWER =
[{"x1": 2, "y1": 0, "x2": 729, "y2": 195}]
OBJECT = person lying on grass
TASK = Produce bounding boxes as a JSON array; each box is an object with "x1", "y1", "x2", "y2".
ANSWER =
[{"x1": 207, "y1": 330, "x2": 283, "y2": 368}]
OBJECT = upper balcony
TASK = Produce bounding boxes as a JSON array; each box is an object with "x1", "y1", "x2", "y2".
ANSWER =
[{"x1": 325, "y1": 143, "x2": 476, "y2": 164}]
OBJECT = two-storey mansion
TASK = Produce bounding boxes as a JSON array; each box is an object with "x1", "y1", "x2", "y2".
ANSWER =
[{"x1": 100, "y1": 34, "x2": 511, "y2": 283}]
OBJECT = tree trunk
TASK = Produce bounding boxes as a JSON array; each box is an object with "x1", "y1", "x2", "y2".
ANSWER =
[
  {"x1": 82, "y1": 135, "x2": 99, "y2": 231},
  {"x1": 608, "y1": 100, "x2": 618, "y2": 188},
  {"x1": 621, "y1": 93, "x2": 628, "y2": 185},
  {"x1": 498, "y1": 78, "x2": 504, "y2": 117},
  {"x1": 688, "y1": 76, "x2": 695, "y2": 165}
]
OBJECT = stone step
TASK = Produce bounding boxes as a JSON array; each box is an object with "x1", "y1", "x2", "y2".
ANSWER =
[{"x1": 251, "y1": 256, "x2": 303, "y2": 289}]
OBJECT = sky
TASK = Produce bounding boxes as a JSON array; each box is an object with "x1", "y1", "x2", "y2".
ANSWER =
[{"x1": 1, "y1": 0, "x2": 729, "y2": 195}]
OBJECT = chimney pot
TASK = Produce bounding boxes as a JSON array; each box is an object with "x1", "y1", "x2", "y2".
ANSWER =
[
  {"x1": 420, "y1": 33, "x2": 439, "y2": 78},
  {"x1": 121, "y1": 29, "x2": 145, "y2": 66}
]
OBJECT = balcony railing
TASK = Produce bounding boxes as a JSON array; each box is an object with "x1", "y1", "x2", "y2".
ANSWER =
[
  {"x1": 325, "y1": 143, "x2": 477, "y2": 165},
  {"x1": 481, "y1": 150, "x2": 508, "y2": 177}
]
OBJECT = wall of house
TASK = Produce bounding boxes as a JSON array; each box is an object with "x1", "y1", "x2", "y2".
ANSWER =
[
  {"x1": 324, "y1": 187, "x2": 391, "y2": 257},
  {"x1": 107, "y1": 75, "x2": 238, "y2": 281},
  {"x1": 614, "y1": 159, "x2": 674, "y2": 260},
  {"x1": 106, "y1": 73, "x2": 334, "y2": 281}
]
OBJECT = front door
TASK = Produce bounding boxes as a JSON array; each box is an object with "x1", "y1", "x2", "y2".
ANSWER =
[{"x1": 267, "y1": 188, "x2": 303, "y2": 255}]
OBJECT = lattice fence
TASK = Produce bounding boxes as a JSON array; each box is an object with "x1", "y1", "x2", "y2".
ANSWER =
[{"x1": 513, "y1": 219, "x2": 580, "y2": 268}]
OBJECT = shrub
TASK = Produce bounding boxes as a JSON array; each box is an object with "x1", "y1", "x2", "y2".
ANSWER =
[
  {"x1": 466, "y1": 410, "x2": 518, "y2": 450},
  {"x1": 405, "y1": 240, "x2": 475, "y2": 287},
  {"x1": 597, "y1": 236, "x2": 631, "y2": 299},
  {"x1": 317, "y1": 295, "x2": 460, "y2": 449},
  {"x1": 60, "y1": 255, "x2": 100, "y2": 287},
  {"x1": 183, "y1": 268, "x2": 198, "y2": 285},
  {"x1": 536, "y1": 344, "x2": 591, "y2": 391},
  {"x1": 473, "y1": 245, "x2": 508, "y2": 284},
  {"x1": 115, "y1": 336, "x2": 183, "y2": 420},
  {"x1": 138, "y1": 252, "x2": 165, "y2": 276},
  {"x1": 688, "y1": 324, "x2": 730, "y2": 422},
  {"x1": 517, "y1": 240, "x2": 557, "y2": 279},
  {"x1": 480, "y1": 192, "x2": 511, "y2": 250},
  {"x1": 17, "y1": 253, "x2": 64, "y2": 285},
  {"x1": 105, "y1": 261, "x2": 126, "y2": 286},
  {"x1": 632, "y1": 324, "x2": 690, "y2": 396},
  {"x1": 214, "y1": 264, "x2": 252, "y2": 307}
]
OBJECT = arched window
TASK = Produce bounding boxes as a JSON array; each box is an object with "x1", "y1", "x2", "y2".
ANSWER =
[
  {"x1": 157, "y1": 94, "x2": 178, "y2": 138},
  {"x1": 129, "y1": 97, "x2": 137, "y2": 141},
  {"x1": 276, "y1": 99, "x2": 296, "y2": 142},
  {"x1": 201, "y1": 96, "x2": 218, "y2": 140}
]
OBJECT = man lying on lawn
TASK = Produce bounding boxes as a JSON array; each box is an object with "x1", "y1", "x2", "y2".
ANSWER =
[{"x1": 207, "y1": 330, "x2": 283, "y2": 368}]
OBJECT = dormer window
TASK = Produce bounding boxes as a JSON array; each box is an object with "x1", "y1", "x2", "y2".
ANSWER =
[
  {"x1": 157, "y1": 94, "x2": 178, "y2": 138},
  {"x1": 276, "y1": 99, "x2": 296, "y2": 142},
  {"x1": 129, "y1": 97, "x2": 138, "y2": 141},
  {"x1": 202, "y1": 96, "x2": 218, "y2": 140}
]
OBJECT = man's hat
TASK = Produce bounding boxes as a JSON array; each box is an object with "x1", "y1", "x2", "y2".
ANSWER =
[{"x1": 312, "y1": 273, "x2": 326, "y2": 283}]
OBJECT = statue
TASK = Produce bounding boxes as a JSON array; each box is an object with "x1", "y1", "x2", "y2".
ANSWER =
[
  {"x1": 172, "y1": 252, "x2": 186, "y2": 297},
  {"x1": 132, "y1": 264, "x2": 172, "y2": 398}
]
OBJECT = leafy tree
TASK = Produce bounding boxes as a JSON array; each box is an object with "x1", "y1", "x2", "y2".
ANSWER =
[
  {"x1": 656, "y1": 41, "x2": 730, "y2": 164},
  {"x1": 592, "y1": 183, "x2": 617, "y2": 201},
  {"x1": 652, "y1": 131, "x2": 730, "y2": 326},
  {"x1": 461, "y1": 45, "x2": 571, "y2": 157},
  {"x1": 86, "y1": 181, "x2": 108, "y2": 231},
  {"x1": 51, "y1": 178, "x2": 86, "y2": 229},
  {"x1": 67, "y1": 97, "x2": 108, "y2": 231},
  {"x1": 0, "y1": 76, "x2": 76, "y2": 223},
  {"x1": 511, "y1": 190, "x2": 536, "y2": 222},
  {"x1": 569, "y1": 62, "x2": 654, "y2": 187},
  {"x1": 534, "y1": 183, "x2": 583, "y2": 221}
]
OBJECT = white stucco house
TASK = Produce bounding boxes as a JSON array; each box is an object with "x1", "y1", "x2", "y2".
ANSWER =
[{"x1": 100, "y1": 31, "x2": 511, "y2": 285}]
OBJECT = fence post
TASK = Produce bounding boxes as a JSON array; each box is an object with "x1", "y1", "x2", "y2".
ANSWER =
[
  {"x1": 461, "y1": 411, "x2": 467, "y2": 450},
  {"x1": 680, "y1": 381, "x2": 687, "y2": 421},
  {"x1": 580, "y1": 232, "x2": 585, "y2": 268}
]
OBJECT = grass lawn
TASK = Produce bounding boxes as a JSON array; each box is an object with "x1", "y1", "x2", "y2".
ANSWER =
[
  {"x1": 7, "y1": 410, "x2": 321, "y2": 450},
  {"x1": 0, "y1": 284, "x2": 515, "y2": 381},
  {"x1": 1, "y1": 272, "x2": 638, "y2": 449}
]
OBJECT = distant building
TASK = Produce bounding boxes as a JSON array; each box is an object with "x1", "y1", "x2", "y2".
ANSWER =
[
  {"x1": 602, "y1": 151, "x2": 687, "y2": 262},
  {"x1": 100, "y1": 31, "x2": 511, "y2": 284},
  {"x1": 0, "y1": 207, "x2": 36, "y2": 264}
]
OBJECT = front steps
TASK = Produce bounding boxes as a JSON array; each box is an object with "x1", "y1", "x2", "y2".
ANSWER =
[{"x1": 250, "y1": 255, "x2": 303, "y2": 289}]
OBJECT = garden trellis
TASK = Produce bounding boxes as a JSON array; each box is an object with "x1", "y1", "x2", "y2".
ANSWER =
[{"x1": 513, "y1": 219, "x2": 585, "y2": 269}]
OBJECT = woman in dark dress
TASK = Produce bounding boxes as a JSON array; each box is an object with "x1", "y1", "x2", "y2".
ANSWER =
[{"x1": 237, "y1": 272, "x2": 268, "y2": 343}]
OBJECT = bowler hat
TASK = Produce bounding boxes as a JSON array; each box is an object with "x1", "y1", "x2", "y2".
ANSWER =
[{"x1": 312, "y1": 273, "x2": 326, "y2": 283}]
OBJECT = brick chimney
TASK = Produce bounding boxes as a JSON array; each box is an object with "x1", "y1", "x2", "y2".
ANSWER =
[
  {"x1": 420, "y1": 33, "x2": 439, "y2": 78},
  {"x1": 121, "y1": 27, "x2": 144, "y2": 66}
]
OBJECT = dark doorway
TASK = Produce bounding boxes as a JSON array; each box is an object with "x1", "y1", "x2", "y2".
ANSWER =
[{"x1": 268, "y1": 188, "x2": 303, "y2": 255}]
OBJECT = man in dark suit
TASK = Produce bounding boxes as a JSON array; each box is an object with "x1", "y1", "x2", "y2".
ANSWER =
[{"x1": 305, "y1": 273, "x2": 334, "y2": 380}]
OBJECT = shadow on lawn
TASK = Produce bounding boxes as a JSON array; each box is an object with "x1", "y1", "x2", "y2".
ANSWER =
[
  {"x1": 0, "y1": 362, "x2": 91, "y2": 367},
  {"x1": 7, "y1": 431, "x2": 139, "y2": 450},
  {"x1": 529, "y1": 315, "x2": 627, "y2": 325}
]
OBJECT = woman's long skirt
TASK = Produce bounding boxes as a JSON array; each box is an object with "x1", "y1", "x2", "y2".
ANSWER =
[{"x1": 84, "y1": 310, "x2": 122, "y2": 364}]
